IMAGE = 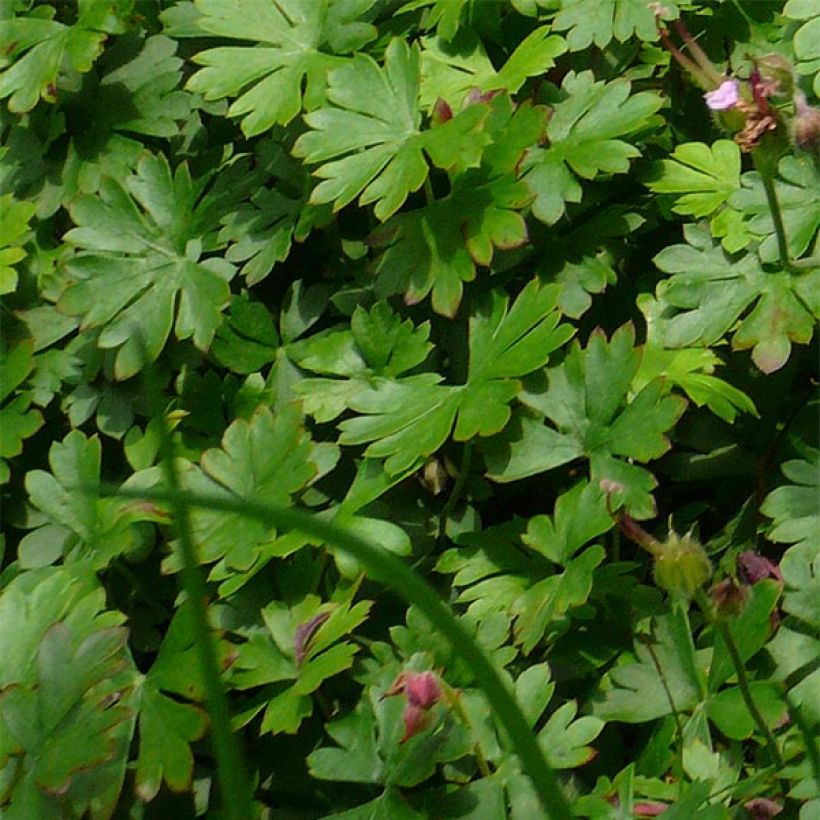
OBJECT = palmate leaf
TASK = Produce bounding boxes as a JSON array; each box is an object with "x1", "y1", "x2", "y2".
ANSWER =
[
  {"x1": 523, "y1": 71, "x2": 663, "y2": 224},
  {"x1": 59, "y1": 152, "x2": 240, "y2": 379},
  {"x1": 730, "y1": 155, "x2": 820, "y2": 265},
  {"x1": 186, "y1": 0, "x2": 377, "y2": 136},
  {"x1": 134, "y1": 604, "x2": 209, "y2": 802},
  {"x1": 486, "y1": 324, "x2": 687, "y2": 519},
  {"x1": 591, "y1": 607, "x2": 702, "y2": 723},
  {"x1": 0, "y1": 1, "x2": 134, "y2": 113},
  {"x1": 231, "y1": 593, "x2": 372, "y2": 736},
  {"x1": 0, "y1": 193, "x2": 36, "y2": 294},
  {"x1": 419, "y1": 27, "x2": 567, "y2": 110},
  {"x1": 293, "y1": 38, "x2": 489, "y2": 221},
  {"x1": 0, "y1": 341, "x2": 43, "y2": 484},
  {"x1": 0, "y1": 568, "x2": 138, "y2": 820},
  {"x1": 653, "y1": 224, "x2": 820, "y2": 374},
  {"x1": 785, "y1": 0, "x2": 820, "y2": 95},
  {"x1": 644, "y1": 139, "x2": 752, "y2": 253},
  {"x1": 300, "y1": 281, "x2": 570, "y2": 474},
  {"x1": 371, "y1": 96, "x2": 549, "y2": 315},
  {"x1": 645, "y1": 140, "x2": 741, "y2": 219},
  {"x1": 85, "y1": 33, "x2": 190, "y2": 139},
  {"x1": 165, "y1": 404, "x2": 339, "y2": 576},
  {"x1": 21, "y1": 429, "x2": 162, "y2": 570},
  {"x1": 552, "y1": 0, "x2": 678, "y2": 50},
  {"x1": 635, "y1": 294, "x2": 758, "y2": 424},
  {"x1": 761, "y1": 450, "x2": 820, "y2": 555},
  {"x1": 218, "y1": 140, "x2": 331, "y2": 285},
  {"x1": 309, "y1": 686, "x2": 471, "y2": 790}
]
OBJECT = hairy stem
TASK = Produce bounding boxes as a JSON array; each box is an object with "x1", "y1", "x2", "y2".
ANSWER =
[
  {"x1": 754, "y1": 159, "x2": 792, "y2": 271},
  {"x1": 695, "y1": 591, "x2": 785, "y2": 772}
]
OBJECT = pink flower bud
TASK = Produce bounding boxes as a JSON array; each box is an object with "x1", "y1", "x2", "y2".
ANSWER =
[{"x1": 403, "y1": 671, "x2": 441, "y2": 708}]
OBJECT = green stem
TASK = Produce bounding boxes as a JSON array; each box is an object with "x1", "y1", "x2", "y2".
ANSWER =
[
  {"x1": 437, "y1": 440, "x2": 474, "y2": 541},
  {"x1": 141, "y1": 363, "x2": 254, "y2": 820},
  {"x1": 756, "y1": 164, "x2": 792, "y2": 271},
  {"x1": 695, "y1": 592, "x2": 785, "y2": 773},
  {"x1": 444, "y1": 684, "x2": 492, "y2": 778},
  {"x1": 101, "y1": 484, "x2": 574, "y2": 820}
]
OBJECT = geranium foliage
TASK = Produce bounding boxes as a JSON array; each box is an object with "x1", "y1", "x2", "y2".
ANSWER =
[{"x1": 0, "y1": 2, "x2": 818, "y2": 818}]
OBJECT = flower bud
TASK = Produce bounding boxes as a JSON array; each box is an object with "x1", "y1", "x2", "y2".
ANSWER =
[
  {"x1": 384, "y1": 670, "x2": 444, "y2": 743},
  {"x1": 710, "y1": 578, "x2": 750, "y2": 618},
  {"x1": 792, "y1": 92, "x2": 820, "y2": 155},
  {"x1": 653, "y1": 530, "x2": 712, "y2": 598}
]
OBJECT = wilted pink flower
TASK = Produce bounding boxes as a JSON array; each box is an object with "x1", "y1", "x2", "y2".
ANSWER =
[
  {"x1": 705, "y1": 79, "x2": 740, "y2": 110},
  {"x1": 738, "y1": 551, "x2": 782, "y2": 584},
  {"x1": 744, "y1": 797, "x2": 782, "y2": 819}
]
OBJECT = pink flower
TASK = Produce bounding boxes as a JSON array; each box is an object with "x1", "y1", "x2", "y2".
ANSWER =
[{"x1": 705, "y1": 79, "x2": 740, "y2": 110}]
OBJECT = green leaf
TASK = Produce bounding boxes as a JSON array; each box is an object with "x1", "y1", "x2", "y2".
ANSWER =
[
  {"x1": 513, "y1": 546, "x2": 605, "y2": 654},
  {"x1": 0, "y1": 2, "x2": 134, "y2": 113},
  {"x1": 592, "y1": 607, "x2": 703, "y2": 723},
  {"x1": 350, "y1": 301, "x2": 433, "y2": 377},
  {"x1": 87, "y1": 33, "x2": 190, "y2": 138},
  {"x1": 707, "y1": 580, "x2": 781, "y2": 691},
  {"x1": 635, "y1": 294, "x2": 758, "y2": 424},
  {"x1": 419, "y1": 27, "x2": 566, "y2": 109},
  {"x1": 780, "y1": 540, "x2": 820, "y2": 641},
  {"x1": 762, "y1": 450, "x2": 820, "y2": 554},
  {"x1": 0, "y1": 341, "x2": 43, "y2": 484},
  {"x1": 523, "y1": 71, "x2": 663, "y2": 224},
  {"x1": 487, "y1": 325, "x2": 687, "y2": 519},
  {"x1": 372, "y1": 96, "x2": 548, "y2": 314},
  {"x1": 553, "y1": 0, "x2": 677, "y2": 50},
  {"x1": 232, "y1": 594, "x2": 371, "y2": 735},
  {"x1": 706, "y1": 682, "x2": 785, "y2": 740},
  {"x1": 210, "y1": 294, "x2": 279, "y2": 374},
  {"x1": 730, "y1": 155, "x2": 820, "y2": 264},
  {"x1": 59, "y1": 152, "x2": 239, "y2": 379},
  {"x1": 644, "y1": 140, "x2": 750, "y2": 252},
  {"x1": 186, "y1": 0, "x2": 376, "y2": 136},
  {"x1": 0, "y1": 568, "x2": 137, "y2": 819},
  {"x1": 294, "y1": 39, "x2": 487, "y2": 221},
  {"x1": 321, "y1": 281, "x2": 569, "y2": 474},
  {"x1": 339, "y1": 375, "x2": 461, "y2": 474},
  {"x1": 0, "y1": 193, "x2": 36, "y2": 294},
  {"x1": 653, "y1": 224, "x2": 819, "y2": 374},
  {"x1": 785, "y1": 0, "x2": 820, "y2": 95},
  {"x1": 645, "y1": 141, "x2": 741, "y2": 219},
  {"x1": 523, "y1": 479, "x2": 613, "y2": 565},
  {"x1": 134, "y1": 604, "x2": 210, "y2": 801},
  {"x1": 219, "y1": 140, "x2": 331, "y2": 285},
  {"x1": 292, "y1": 38, "x2": 427, "y2": 219},
  {"x1": 168, "y1": 405, "x2": 338, "y2": 574},
  {"x1": 21, "y1": 429, "x2": 160, "y2": 569},
  {"x1": 539, "y1": 700, "x2": 604, "y2": 768}
]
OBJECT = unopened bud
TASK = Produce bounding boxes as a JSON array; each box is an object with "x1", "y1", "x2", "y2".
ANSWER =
[
  {"x1": 653, "y1": 530, "x2": 712, "y2": 598},
  {"x1": 793, "y1": 92, "x2": 820, "y2": 155},
  {"x1": 710, "y1": 578, "x2": 750, "y2": 618},
  {"x1": 432, "y1": 97, "x2": 453, "y2": 125}
]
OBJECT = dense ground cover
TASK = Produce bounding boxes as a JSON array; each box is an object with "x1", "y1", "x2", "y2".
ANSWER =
[{"x1": 0, "y1": 1, "x2": 818, "y2": 817}]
